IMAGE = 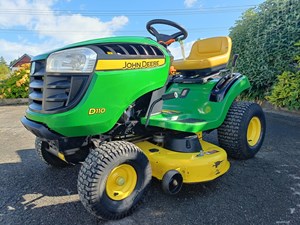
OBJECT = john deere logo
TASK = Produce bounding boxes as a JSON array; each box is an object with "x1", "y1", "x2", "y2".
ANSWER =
[
  {"x1": 96, "y1": 58, "x2": 165, "y2": 71},
  {"x1": 88, "y1": 108, "x2": 106, "y2": 115},
  {"x1": 122, "y1": 60, "x2": 160, "y2": 69}
]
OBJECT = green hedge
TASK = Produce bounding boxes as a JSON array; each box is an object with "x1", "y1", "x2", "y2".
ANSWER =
[{"x1": 229, "y1": 0, "x2": 300, "y2": 99}]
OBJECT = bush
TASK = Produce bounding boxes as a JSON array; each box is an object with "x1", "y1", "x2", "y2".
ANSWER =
[
  {"x1": 266, "y1": 41, "x2": 300, "y2": 110},
  {"x1": 0, "y1": 64, "x2": 30, "y2": 99},
  {"x1": 266, "y1": 71, "x2": 300, "y2": 110}
]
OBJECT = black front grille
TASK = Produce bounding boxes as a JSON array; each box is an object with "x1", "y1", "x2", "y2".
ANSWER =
[
  {"x1": 29, "y1": 60, "x2": 91, "y2": 113},
  {"x1": 97, "y1": 43, "x2": 164, "y2": 57}
]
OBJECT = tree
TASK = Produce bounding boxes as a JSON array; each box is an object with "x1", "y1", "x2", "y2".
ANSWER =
[
  {"x1": 0, "y1": 56, "x2": 10, "y2": 81},
  {"x1": 0, "y1": 56, "x2": 7, "y2": 65},
  {"x1": 9, "y1": 58, "x2": 18, "y2": 68},
  {"x1": 229, "y1": 0, "x2": 300, "y2": 99}
]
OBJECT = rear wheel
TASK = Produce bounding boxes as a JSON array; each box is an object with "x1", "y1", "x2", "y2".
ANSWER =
[
  {"x1": 77, "y1": 141, "x2": 151, "y2": 220},
  {"x1": 218, "y1": 101, "x2": 266, "y2": 159}
]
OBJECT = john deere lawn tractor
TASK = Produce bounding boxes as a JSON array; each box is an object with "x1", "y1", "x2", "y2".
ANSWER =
[{"x1": 21, "y1": 19, "x2": 266, "y2": 220}]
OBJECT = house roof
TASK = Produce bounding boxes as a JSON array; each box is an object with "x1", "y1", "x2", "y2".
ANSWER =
[{"x1": 10, "y1": 54, "x2": 32, "y2": 68}]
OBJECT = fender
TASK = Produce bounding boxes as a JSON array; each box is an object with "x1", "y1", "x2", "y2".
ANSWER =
[
  {"x1": 143, "y1": 74, "x2": 250, "y2": 132},
  {"x1": 210, "y1": 74, "x2": 250, "y2": 129},
  {"x1": 210, "y1": 73, "x2": 243, "y2": 102}
]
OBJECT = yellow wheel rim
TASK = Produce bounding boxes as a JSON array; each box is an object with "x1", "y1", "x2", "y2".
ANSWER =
[
  {"x1": 247, "y1": 116, "x2": 262, "y2": 146},
  {"x1": 106, "y1": 164, "x2": 137, "y2": 201}
]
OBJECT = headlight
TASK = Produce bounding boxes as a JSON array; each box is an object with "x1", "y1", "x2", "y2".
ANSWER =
[
  {"x1": 30, "y1": 61, "x2": 36, "y2": 75},
  {"x1": 46, "y1": 47, "x2": 97, "y2": 73}
]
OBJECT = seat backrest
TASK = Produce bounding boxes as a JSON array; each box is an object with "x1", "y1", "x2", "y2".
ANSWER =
[{"x1": 187, "y1": 36, "x2": 232, "y2": 60}]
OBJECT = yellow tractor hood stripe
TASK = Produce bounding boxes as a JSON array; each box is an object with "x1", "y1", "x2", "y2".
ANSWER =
[{"x1": 96, "y1": 58, "x2": 165, "y2": 71}]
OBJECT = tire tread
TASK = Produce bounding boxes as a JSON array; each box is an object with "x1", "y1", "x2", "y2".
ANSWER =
[
  {"x1": 78, "y1": 141, "x2": 151, "y2": 220},
  {"x1": 218, "y1": 101, "x2": 265, "y2": 159}
]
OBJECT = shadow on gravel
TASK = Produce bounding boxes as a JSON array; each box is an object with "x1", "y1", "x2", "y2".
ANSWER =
[{"x1": 0, "y1": 149, "x2": 100, "y2": 225}]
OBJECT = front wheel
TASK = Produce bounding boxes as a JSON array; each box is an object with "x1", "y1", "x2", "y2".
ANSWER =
[
  {"x1": 35, "y1": 137, "x2": 90, "y2": 167},
  {"x1": 77, "y1": 141, "x2": 152, "y2": 220},
  {"x1": 35, "y1": 137, "x2": 69, "y2": 168},
  {"x1": 218, "y1": 101, "x2": 266, "y2": 159}
]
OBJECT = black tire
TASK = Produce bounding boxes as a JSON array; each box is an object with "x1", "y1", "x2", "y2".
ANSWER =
[
  {"x1": 218, "y1": 101, "x2": 266, "y2": 159},
  {"x1": 77, "y1": 141, "x2": 152, "y2": 220},
  {"x1": 35, "y1": 137, "x2": 69, "y2": 168}
]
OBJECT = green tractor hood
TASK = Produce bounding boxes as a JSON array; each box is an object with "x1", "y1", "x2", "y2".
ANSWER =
[{"x1": 25, "y1": 36, "x2": 171, "y2": 137}]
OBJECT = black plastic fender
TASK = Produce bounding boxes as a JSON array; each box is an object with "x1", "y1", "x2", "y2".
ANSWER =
[{"x1": 210, "y1": 73, "x2": 242, "y2": 102}]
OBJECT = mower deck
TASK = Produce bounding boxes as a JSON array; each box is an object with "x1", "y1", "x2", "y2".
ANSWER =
[{"x1": 135, "y1": 136, "x2": 230, "y2": 183}]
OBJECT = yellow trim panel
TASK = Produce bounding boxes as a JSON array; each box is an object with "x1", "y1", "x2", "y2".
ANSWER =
[{"x1": 96, "y1": 58, "x2": 166, "y2": 71}]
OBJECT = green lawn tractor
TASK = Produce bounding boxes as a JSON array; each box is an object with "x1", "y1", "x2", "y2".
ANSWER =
[{"x1": 21, "y1": 19, "x2": 266, "y2": 220}]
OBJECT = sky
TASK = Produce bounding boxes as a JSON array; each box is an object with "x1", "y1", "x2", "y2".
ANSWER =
[{"x1": 0, "y1": 0, "x2": 265, "y2": 63}]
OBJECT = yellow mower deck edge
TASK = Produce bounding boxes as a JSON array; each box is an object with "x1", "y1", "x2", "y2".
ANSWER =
[{"x1": 135, "y1": 136, "x2": 230, "y2": 183}]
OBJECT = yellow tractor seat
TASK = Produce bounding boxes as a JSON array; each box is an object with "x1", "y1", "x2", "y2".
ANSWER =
[{"x1": 172, "y1": 36, "x2": 232, "y2": 76}]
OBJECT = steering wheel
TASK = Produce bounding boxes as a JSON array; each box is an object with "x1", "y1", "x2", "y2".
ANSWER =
[{"x1": 146, "y1": 19, "x2": 188, "y2": 46}]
